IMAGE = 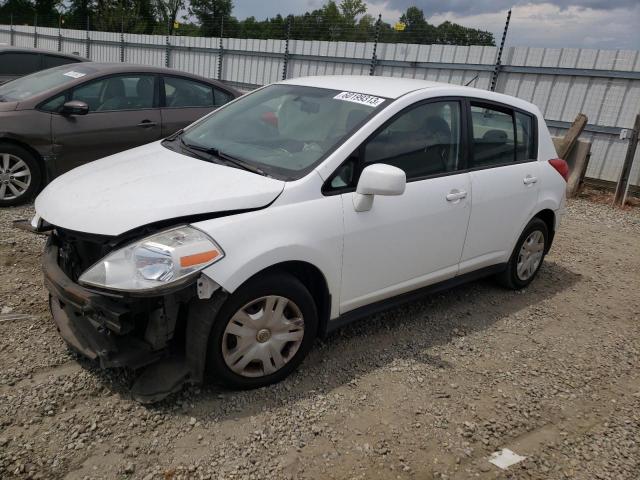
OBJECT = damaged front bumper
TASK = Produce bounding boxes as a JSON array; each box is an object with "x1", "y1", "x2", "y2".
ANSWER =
[{"x1": 43, "y1": 237, "x2": 227, "y2": 402}]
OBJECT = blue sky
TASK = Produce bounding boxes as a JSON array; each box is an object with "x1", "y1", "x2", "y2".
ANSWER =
[{"x1": 231, "y1": 0, "x2": 640, "y2": 50}]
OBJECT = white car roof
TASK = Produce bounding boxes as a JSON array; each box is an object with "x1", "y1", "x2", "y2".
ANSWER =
[{"x1": 279, "y1": 75, "x2": 540, "y2": 116}]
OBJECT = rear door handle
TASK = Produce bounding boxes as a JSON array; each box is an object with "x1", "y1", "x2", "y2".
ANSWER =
[
  {"x1": 137, "y1": 120, "x2": 157, "y2": 128},
  {"x1": 446, "y1": 190, "x2": 467, "y2": 202},
  {"x1": 523, "y1": 175, "x2": 538, "y2": 185}
]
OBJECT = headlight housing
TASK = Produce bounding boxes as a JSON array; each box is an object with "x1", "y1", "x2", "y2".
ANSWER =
[{"x1": 78, "y1": 226, "x2": 224, "y2": 292}]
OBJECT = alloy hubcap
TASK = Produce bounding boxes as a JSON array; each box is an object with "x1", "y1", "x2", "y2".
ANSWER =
[
  {"x1": 517, "y1": 230, "x2": 545, "y2": 281},
  {"x1": 222, "y1": 295, "x2": 305, "y2": 378},
  {"x1": 0, "y1": 153, "x2": 31, "y2": 201}
]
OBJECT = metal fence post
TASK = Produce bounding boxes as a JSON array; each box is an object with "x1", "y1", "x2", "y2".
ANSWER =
[
  {"x1": 165, "y1": 19, "x2": 171, "y2": 68},
  {"x1": 613, "y1": 114, "x2": 640, "y2": 207},
  {"x1": 490, "y1": 9, "x2": 511, "y2": 92},
  {"x1": 58, "y1": 15, "x2": 63, "y2": 52},
  {"x1": 33, "y1": 13, "x2": 38, "y2": 48},
  {"x1": 217, "y1": 17, "x2": 224, "y2": 80},
  {"x1": 369, "y1": 14, "x2": 381, "y2": 76},
  {"x1": 282, "y1": 17, "x2": 291, "y2": 80},
  {"x1": 86, "y1": 16, "x2": 91, "y2": 59},
  {"x1": 120, "y1": 14, "x2": 125, "y2": 63},
  {"x1": 9, "y1": 14, "x2": 14, "y2": 46}
]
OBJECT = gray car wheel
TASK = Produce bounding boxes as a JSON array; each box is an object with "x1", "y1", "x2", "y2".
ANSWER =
[
  {"x1": 0, "y1": 145, "x2": 41, "y2": 207},
  {"x1": 206, "y1": 272, "x2": 318, "y2": 389}
]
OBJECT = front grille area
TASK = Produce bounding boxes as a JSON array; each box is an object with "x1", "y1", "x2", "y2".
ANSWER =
[{"x1": 54, "y1": 229, "x2": 114, "y2": 282}]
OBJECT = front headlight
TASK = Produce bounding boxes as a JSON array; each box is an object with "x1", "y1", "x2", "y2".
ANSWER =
[{"x1": 78, "y1": 226, "x2": 224, "y2": 292}]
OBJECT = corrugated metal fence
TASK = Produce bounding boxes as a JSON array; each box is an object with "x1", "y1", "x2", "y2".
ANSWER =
[{"x1": 1, "y1": 24, "x2": 639, "y2": 186}]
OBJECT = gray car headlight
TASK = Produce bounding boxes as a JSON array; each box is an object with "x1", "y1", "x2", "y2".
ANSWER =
[{"x1": 78, "y1": 226, "x2": 224, "y2": 292}]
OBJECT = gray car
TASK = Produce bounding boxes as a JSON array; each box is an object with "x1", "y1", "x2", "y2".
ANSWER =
[
  {"x1": 0, "y1": 62, "x2": 241, "y2": 206},
  {"x1": 0, "y1": 47, "x2": 88, "y2": 86}
]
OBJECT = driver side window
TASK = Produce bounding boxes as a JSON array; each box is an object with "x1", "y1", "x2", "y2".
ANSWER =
[
  {"x1": 363, "y1": 101, "x2": 462, "y2": 180},
  {"x1": 71, "y1": 75, "x2": 155, "y2": 112}
]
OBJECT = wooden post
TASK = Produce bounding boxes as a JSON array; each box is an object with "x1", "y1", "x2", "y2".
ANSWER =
[
  {"x1": 613, "y1": 114, "x2": 640, "y2": 207},
  {"x1": 556, "y1": 113, "x2": 588, "y2": 159}
]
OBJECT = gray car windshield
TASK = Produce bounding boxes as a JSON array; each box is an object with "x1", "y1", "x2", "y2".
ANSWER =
[
  {"x1": 180, "y1": 84, "x2": 387, "y2": 179},
  {"x1": 0, "y1": 64, "x2": 95, "y2": 102}
]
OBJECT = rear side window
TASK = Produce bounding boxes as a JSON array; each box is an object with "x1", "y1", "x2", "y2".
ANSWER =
[
  {"x1": 515, "y1": 111, "x2": 535, "y2": 161},
  {"x1": 0, "y1": 53, "x2": 41, "y2": 75},
  {"x1": 470, "y1": 103, "x2": 537, "y2": 168},
  {"x1": 43, "y1": 55, "x2": 78, "y2": 69},
  {"x1": 164, "y1": 76, "x2": 213, "y2": 108}
]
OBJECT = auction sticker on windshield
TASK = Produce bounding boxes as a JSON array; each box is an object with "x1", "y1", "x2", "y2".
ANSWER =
[
  {"x1": 334, "y1": 91, "x2": 385, "y2": 107},
  {"x1": 63, "y1": 71, "x2": 86, "y2": 79}
]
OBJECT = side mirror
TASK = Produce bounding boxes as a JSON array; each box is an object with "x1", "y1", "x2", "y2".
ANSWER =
[
  {"x1": 61, "y1": 100, "x2": 89, "y2": 116},
  {"x1": 353, "y1": 163, "x2": 406, "y2": 212}
]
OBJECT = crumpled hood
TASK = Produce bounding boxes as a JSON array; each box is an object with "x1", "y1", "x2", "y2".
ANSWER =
[{"x1": 35, "y1": 141, "x2": 285, "y2": 236}]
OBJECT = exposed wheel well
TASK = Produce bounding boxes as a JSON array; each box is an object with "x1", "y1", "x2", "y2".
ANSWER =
[
  {"x1": 0, "y1": 139, "x2": 45, "y2": 186},
  {"x1": 534, "y1": 209, "x2": 555, "y2": 252},
  {"x1": 242, "y1": 261, "x2": 332, "y2": 338}
]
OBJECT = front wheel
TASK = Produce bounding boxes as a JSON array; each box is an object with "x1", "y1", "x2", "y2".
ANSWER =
[
  {"x1": 0, "y1": 144, "x2": 41, "y2": 207},
  {"x1": 496, "y1": 217, "x2": 548, "y2": 289},
  {"x1": 206, "y1": 272, "x2": 318, "y2": 389}
]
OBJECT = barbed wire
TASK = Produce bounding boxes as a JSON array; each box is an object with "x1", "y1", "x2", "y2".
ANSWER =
[{"x1": 0, "y1": 13, "x2": 496, "y2": 47}]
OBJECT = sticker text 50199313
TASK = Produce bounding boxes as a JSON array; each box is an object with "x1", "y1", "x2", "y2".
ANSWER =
[{"x1": 333, "y1": 91, "x2": 386, "y2": 107}]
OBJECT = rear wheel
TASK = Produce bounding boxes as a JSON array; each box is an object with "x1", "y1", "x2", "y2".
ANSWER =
[
  {"x1": 0, "y1": 144, "x2": 41, "y2": 207},
  {"x1": 206, "y1": 272, "x2": 318, "y2": 389},
  {"x1": 497, "y1": 217, "x2": 548, "y2": 289}
]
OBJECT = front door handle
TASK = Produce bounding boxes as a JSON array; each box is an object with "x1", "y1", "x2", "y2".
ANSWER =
[
  {"x1": 523, "y1": 175, "x2": 538, "y2": 185},
  {"x1": 137, "y1": 120, "x2": 157, "y2": 128},
  {"x1": 446, "y1": 190, "x2": 467, "y2": 202}
]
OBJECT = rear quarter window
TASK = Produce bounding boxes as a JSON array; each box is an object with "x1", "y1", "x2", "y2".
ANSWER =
[
  {"x1": 43, "y1": 55, "x2": 79, "y2": 69},
  {"x1": 0, "y1": 52, "x2": 41, "y2": 75}
]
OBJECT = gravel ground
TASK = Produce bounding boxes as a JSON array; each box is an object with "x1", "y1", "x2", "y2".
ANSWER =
[{"x1": 0, "y1": 198, "x2": 639, "y2": 480}]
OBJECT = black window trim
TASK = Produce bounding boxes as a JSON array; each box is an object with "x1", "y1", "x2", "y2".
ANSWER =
[
  {"x1": 323, "y1": 96, "x2": 470, "y2": 196},
  {"x1": 160, "y1": 74, "x2": 232, "y2": 109},
  {"x1": 466, "y1": 97, "x2": 538, "y2": 172},
  {"x1": 37, "y1": 72, "x2": 161, "y2": 114}
]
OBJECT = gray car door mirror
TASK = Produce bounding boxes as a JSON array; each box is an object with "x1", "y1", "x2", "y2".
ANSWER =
[{"x1": 61, "y1": 100, "x2": 89, "y2": 116}]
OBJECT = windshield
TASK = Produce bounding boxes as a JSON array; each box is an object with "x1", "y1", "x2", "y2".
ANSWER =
[
  {"x1": 179, "y1": 84, "x2": 388, "y2": 179},
  {"x1": 0, "y1": 64, "x2": 96, "y2": 102}
]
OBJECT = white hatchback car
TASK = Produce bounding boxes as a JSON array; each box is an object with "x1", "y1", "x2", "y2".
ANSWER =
[{"x1": 31, "y1": 75, "x2": 568, "y2": 401}]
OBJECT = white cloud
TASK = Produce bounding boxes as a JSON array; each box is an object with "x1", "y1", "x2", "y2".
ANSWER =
[
  {"x1": 232, "y1": 0, "x2": 640, "y2": 49},
  {"x1": 427, "y1": 3, "x2": 640, "y2": 49}
]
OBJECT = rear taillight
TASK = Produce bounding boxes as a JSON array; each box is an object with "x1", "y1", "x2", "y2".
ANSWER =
[{"x1": 549, "y1": 158, "x2": 569, "y2": 181}]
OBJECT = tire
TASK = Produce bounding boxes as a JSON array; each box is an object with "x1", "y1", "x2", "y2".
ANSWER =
[
  {"x1": 496, "y1": 217, "x2": 548, "y2": 290},
  {"x1": 0, "y1": 144, "x2": 42, "y2": 207},
  {"x1": 206, "y1": 272, "x2": 318, "y2": 389}
]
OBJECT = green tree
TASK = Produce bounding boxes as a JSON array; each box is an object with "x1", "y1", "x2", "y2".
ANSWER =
[
  {"x1": 339, "y1": 0, "x2": 366, "y2": 25},
  {"x1": 154, "y1": 0, "x2": 183, "y2": 34},
  {"x1": 188, "y1": 0, "x2": 232, "y2": 36}
]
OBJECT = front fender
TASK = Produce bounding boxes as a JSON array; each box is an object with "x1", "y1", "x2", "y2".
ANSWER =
[{"x1": 193, "y1": 193, "x2": 344, "y2": 319}]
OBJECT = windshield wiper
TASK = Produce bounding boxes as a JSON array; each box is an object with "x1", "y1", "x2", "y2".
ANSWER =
[{"x1": 180, "y1": 139, "x2": 268, "y2": 177}]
